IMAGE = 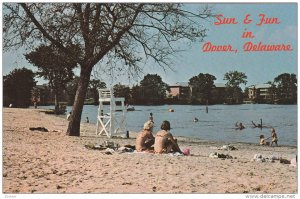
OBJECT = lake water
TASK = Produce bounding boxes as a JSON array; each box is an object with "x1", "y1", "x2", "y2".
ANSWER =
[{"x1": 42, "y1": 104, "x2": 298, "y2": 146}]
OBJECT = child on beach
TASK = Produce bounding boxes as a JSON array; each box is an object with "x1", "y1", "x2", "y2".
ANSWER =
[
  {"x1": 270, "y1": 128, "x2": 278, "y2": 147},
  {"x1": 135, "y1": 120, "x2": 155, "y2": 152},
  {"x1": 259, "y1": 135, "x2": 266, "y2": 145},
  {"x1": 154, "y1": 120, "x2": 182, "y2": 154},
  {"x1": 259, "y1": 135, "x2": 271, "y2": 146}
]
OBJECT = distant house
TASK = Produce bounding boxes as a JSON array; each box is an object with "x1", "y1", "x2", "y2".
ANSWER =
[
  {"x1": 168, "y1": 82, "x2": 226, "y2": 104},
  {"x1": 248, "y1": 83, "x2": 272, "y2": 101},
  {"x1": 168, "y1": 82, "x2": 192, "y2": 101}
]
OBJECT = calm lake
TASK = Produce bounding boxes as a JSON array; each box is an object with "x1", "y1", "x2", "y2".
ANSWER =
[{"x1": 42, "y1": 104, "x2": 298, "y2": 146}]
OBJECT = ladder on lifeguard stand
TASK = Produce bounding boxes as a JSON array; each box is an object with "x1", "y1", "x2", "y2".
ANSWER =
[{"x1": 96, "y1": 88, "x2": 127, "y2": 138}]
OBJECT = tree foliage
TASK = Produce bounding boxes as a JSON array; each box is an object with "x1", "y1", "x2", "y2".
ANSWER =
[
  {"x1": 274, "y1": 73, "x2": 297, "y2": 103},
  {"x1": 130, "y1": 84, "x2": 143, "y2": 104},
  {"x1": 223, "y1": 71, "x2": 247, "y2": 104},
  {"x1": 140, "y1": 74, "x2": 169, "y2": 103},
  {"x1": 224, "y1": 71, "x2": 247, "y2": 88},
  {"x1": 189, "y1": 73, "x2": 216, "y2": 103},
  {"x1": 88, "y1": 79, "x2": 106, "y2": 104},
  {"x1": 113, "y1": 83, "x2": 131, "y2": 103},
  {"x1": 25, "y1": 44, "x2": 77, "y2": 113},
  {"x1": 3, "y1": 3, "x2": 213, "y2": 135},
  {"x1": 3, "y1": 67, "x2": 36, "y2": 108}
]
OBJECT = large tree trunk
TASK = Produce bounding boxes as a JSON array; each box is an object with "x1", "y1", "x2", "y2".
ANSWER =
[{"x1": 66, "y1": 66, "x2": 92, "y2": 136}]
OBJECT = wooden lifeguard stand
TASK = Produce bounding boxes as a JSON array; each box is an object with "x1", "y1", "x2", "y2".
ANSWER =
[{"x1": 96, "y1": 88, "x2": 127, "y2": 138}]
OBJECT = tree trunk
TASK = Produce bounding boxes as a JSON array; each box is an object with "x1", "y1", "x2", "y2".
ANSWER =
[
  {"x1": 54, "y1": 92, "x2": 59, "y2": 114},
  {"x1": 66, "y1": 66, "x2": 92, "y2": 136},
  {"x1": 93, "y1": 90, "x2": 99, "y2": 105}
]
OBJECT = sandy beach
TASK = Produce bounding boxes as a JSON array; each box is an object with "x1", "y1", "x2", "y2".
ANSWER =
[{"x1": 2, "y1": 108, "x2": 297, "y2": 194}]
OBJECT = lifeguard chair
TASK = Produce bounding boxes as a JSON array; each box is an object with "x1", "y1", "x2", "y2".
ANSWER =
[{"x1": 96, "y1": 88, "x2": 127, "y2": 138}]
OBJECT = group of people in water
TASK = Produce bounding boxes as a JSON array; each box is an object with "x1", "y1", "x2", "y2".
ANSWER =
[
  {"x1": 235, "y1": 120, "x2": 267, "y2": 130},
  {"x1": 135, "y1": 114, "x2": 182, "y2": 154},
  {"x1": 234, "y1": 120, "x2": 279, "y2": 146}
]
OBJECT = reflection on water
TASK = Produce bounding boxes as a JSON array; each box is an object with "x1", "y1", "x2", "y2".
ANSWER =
[{"x1": 51, "y1": 104, "x2": 297, "y2": 146}]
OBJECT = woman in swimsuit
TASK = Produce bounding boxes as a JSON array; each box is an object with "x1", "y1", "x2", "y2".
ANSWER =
[
  {"x1": 135, "y1": 120, "x2": 155, "y2": 152},
  {"x1": 154, "y1": 120, "x2": 182, "y2": 154}
]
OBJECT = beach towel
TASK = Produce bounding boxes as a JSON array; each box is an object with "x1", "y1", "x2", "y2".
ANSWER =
[
  {"x1": 218, "y1": 145, "x2": 238, "y2": 151},
  {"x1": 29, "y1": 127, "x2": 49, "y2": 132},
  {"x1": 290, "y1": 158, "x2": 297, "y2": 167},
  {"x1": 168, "y1": 152, "x2": 184, "y2": 156},
  {"x1": 209, "y1": 152, "x2": 233, "y2": 159},
  {"x1": 252, "y1": 154, "x2": 275, "y2": 163}
]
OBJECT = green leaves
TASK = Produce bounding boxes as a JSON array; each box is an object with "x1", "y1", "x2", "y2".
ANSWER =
[
  {"x1": 3, "y1": 68, "x2": 36, "y2": 107},
  {"x1": 188, "y1": 73, "x2": 216, "y2": 103},
  {"x1": 223, "y1": 71, "x2": 247, "y2": 104}
]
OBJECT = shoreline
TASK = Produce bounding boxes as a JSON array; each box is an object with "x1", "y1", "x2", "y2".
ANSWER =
[
  {"x1": 37, "y1": 107, "x2": 297, "y2": 148},
  {"x1": 3, "y1": 108, "x2": 297, "y2": 194}
]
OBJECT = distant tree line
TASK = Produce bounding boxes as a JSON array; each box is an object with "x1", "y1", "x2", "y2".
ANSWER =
[{"x1": 3, "y1": 67, "x2": 297, "y2": 109}]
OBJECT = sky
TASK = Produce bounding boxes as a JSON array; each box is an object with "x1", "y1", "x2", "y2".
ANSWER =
[{"x1": 2, "y1": 3, "x2": 298, "y2": 89}]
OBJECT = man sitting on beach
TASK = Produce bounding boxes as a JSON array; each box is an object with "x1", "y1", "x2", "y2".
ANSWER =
[
  {"x1": 154, "y1": 120, "x2": 182, "y2": 154},
  {"x1": 135, "y1": 120, "x2": 155, "y2": 152}
]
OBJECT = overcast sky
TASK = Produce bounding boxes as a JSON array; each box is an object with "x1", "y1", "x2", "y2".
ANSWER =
[{"x1": 2, "y1": 3, "x2": 297, "y2": 89}]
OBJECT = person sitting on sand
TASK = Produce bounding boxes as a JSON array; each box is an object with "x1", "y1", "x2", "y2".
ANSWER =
[
  {"x1": 259, "y1": 135, "x2": 266, "y2": 145},
  {"x1": 235, "y1": 122, "x2": 245, "y2": 130},
  {"x1": 270, "y1": 128, "x2": 278, "y2": 147},
  {"x1": 135, "y1": 120, "x2": 155, "y2": 152},
  {"x1": 154, "y1": 120, "x2": 182, "y2": 154}
]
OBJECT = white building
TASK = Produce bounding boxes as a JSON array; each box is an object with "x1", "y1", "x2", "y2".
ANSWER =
[{"x1": 248, "y1": 84, "x2": 272, "y2": 100}]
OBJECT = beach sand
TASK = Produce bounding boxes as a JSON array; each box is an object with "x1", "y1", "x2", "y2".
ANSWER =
[{"x1": 3, "y1": 108, "x2": 297, "y2": 194}]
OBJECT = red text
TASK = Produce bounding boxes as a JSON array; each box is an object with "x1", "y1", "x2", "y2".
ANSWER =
[
  {"x1": 257, "y1": 14, "x2": 280, "y2": 26},
  {"x1": 214, "y1": 14, "x2": 238, "y2": 25},
  {"x1": 202, "y1": 42, "x2": 237, "y2": 53},
  {"x1": 243, "y1": 42, "x2": 292, "y2": 52}
]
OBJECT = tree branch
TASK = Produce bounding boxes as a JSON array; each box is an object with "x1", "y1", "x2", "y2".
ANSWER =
[
  {"x1": 19, "y1": 3, "x2": 72, "y2": 57},
  {"x1": 89, "y1": 4, "x2": 144, "y2": 67}
]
